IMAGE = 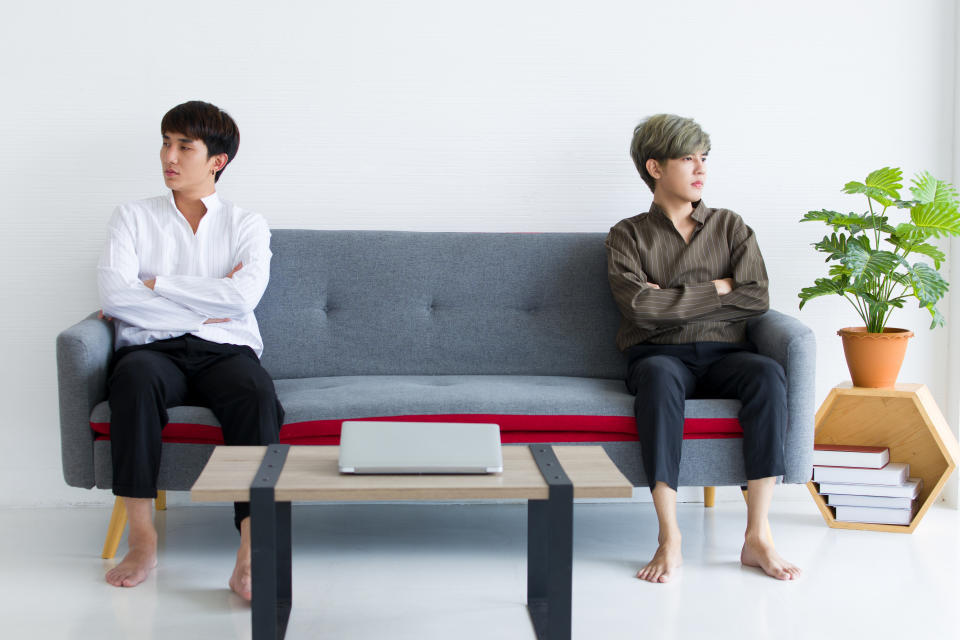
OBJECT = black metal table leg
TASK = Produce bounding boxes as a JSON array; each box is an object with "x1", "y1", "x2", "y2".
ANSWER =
[
  {"x1": 527, "y1": 445, "x2": 574, "y2": 640},
  {"x1": 250, "y1": 444, "x2": 292, "y2": 640}
]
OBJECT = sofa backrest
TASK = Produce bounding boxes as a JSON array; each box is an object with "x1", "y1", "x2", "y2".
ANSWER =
[{"x1": 256, "y1": 230, "x2": 626, "y2": 379}]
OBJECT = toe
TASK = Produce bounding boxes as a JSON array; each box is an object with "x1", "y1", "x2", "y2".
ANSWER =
[{"x1": 108, "y1": 568, "x2": 130, "y2": 587}]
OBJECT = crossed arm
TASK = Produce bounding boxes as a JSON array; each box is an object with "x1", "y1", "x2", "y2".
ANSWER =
[
  {"x1": 644, "y1": 276, "x2": 734, "y2": 295},
  {"x1": 138, "y1": 261, "x2": 242, "y2": 324},
  {"x1": 605, "y1": 223, "x2": 768, "y2": 330},
  {"x1": 97, "y1": 208, "x2": 271, "y2": 330}
]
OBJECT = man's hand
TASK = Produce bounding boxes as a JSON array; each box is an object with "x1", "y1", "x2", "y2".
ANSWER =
[
  {"x1": 204, "y1": 264, "x2": 242, "y2": 324},
  {"x1": 646, "y1": 281, "x2": 661, "y2": 290},
  {"x1": 97, "y1": 310, "x2": 112, "y2": 322},
  {"x1": 712, "y1": 278, "x2": 735, "y2": 295},
  {"x1": 142, "y1": 279, "x2": 156, "y2": 290}
]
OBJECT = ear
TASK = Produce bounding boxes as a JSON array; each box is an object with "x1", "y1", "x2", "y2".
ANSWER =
[
  {"x1": 210, "y1": 153, "x2": 229, "y2": 172},
  {"x1": 645, "y1": 158, "x2": 663, "y2": 180}
]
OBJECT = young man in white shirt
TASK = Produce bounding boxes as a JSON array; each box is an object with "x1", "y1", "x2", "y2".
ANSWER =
[{"x1": 98, "y1": 101, "x2": 283, "y2": 600}]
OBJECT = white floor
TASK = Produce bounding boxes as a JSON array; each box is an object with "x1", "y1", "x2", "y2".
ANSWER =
[{"x1": 2, "y1": 495, "x2": 958, "y2": 640}]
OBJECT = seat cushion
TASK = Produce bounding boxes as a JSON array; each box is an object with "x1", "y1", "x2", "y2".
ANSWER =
[{"x1": 90, "y1": 375, "x2": 744, "y2": 444}]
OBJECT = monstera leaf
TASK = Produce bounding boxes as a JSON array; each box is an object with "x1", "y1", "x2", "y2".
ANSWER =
[
  {"x1": 886, "y1": 237, "x2": 945, "y2": 268},
  {"x1": 907, "y1": 262, "x2": 947, "y2": 306},
  {"x1": 910, "y1": 171, "x2": 958, "y2": 205},
  {"x1": 803, "y1": 210, "x2": 887, "y2": 234},
  {"x1": 926, "y1": 305, "x2": 946, "y2": 329},
  {"x1": 841, "y1": 244, "x2": 902, "y2": 283},
  {"x1": 910, "y1": 201, "x2": 960, "y2": 238},
  {"x1": 798, "y1": 277, "x2": 849, "y2": 309},
  {"x1": 843, "y1": 167, "x2": 903, "y2": 207}
]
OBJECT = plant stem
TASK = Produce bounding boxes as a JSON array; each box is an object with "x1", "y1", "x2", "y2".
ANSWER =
[
  {"x1": 867, "y1": 198, "x2": 880, "y2": 248},
  {"x1": 844, "y1": 293, "x2": 869, "y2": 327}
]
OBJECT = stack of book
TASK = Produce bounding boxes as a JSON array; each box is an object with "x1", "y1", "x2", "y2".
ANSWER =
[{"x1": 812, "y1": 445, "x2": 922, "y2": 525}]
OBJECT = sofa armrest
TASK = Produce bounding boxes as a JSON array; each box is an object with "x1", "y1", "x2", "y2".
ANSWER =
[
  {"x1": 56, "y1": 313, "x2": 114, "y2": 488},
  {"x1": 746, "y1": 309, "x2": 817, "y2": 484}
]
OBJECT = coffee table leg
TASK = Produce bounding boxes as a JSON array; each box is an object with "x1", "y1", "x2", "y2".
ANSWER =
[
  {"x1": 277, "y1": 501, "x2": 292, "y2": 608},
  {"x1": 528, "y1": 446, "x2": 573, "y2": 640},
  {"x1": 250, "y1": 445, "x2": 292, "y2": 640}
]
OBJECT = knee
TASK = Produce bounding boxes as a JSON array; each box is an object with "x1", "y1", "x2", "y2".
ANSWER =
[
  {"x1": 743, "y1": 359, "x2": 786, "y2": 395},
  {"x1": 234, "y1": 372, "x2": 278, "y2": 407}
]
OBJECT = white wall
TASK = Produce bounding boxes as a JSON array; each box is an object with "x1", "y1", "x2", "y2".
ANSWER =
[{"x1": 0, "y1": 0, "x2": 956, "y2": 507}]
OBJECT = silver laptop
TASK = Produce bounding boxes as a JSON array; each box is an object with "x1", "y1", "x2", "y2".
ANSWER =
[{"x1": 338, "y1": 421, "x2": 503, "y2": 474}]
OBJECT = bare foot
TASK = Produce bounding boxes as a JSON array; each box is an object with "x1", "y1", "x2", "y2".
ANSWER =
[
  {"x1": 741, "y1": 536, "x2": 801, "y2": 580},
  {"x1": 637, "y1": 534, "x2": 682, "y2": 583},
  {"x1": 229, "y1": 547, "x2": 252, "y2": 601},
  {"x1": 106, "y1": 531, "x2": 158, "y2": 587}
]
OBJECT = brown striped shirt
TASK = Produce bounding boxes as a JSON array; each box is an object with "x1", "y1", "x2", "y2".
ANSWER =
[{"x1": 605, "y1": 200, "x2": 769, "y2": 350}]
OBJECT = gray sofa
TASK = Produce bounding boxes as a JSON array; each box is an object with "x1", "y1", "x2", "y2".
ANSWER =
[{"x1": 57, "y1": 230, "x2": 816, "y2": 493}]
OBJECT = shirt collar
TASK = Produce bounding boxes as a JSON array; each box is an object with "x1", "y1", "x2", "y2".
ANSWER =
[
  {"x1": 649, "y1": 200, "x2": 708, "y2": 225},
  {"x1": 200, "y1": 191, "x2": 222, "y2": 212},
  {"x1": 167, "y1": 190, "x2": 222, "y2": 215}
]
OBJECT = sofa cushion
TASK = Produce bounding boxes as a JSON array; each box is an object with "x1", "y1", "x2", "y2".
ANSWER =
[
  {"x1": 90, "y1": 375, "x2": 744, "y2": 444},
  {"x1": 256, "y1": 231, "x2": 628, "y2": 380}
]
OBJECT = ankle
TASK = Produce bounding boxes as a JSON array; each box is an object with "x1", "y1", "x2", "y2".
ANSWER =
[
  {"x1": 744, "y1": 531, "x2": 768, "y2": 546},
  {"x1": 658, "y1": 529, "x2": 681, "y2": 546}
]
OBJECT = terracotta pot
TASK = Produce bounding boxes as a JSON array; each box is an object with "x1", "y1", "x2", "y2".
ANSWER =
[{"x1": 837, "y1": 327, "x2": 913, "y2": 388}]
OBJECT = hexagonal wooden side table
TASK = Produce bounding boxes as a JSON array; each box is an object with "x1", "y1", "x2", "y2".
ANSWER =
[{"x1": 806, "y1": 383, "x2": 959, "y2": 533}]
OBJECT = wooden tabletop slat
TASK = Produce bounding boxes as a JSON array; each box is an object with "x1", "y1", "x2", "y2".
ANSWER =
[{"x1": 191, "y1": 445, "x2": 633, "y2": 503}]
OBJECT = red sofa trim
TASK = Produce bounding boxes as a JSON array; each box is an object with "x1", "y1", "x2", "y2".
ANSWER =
[{"x1": 91, "y1": 414, "x2": 743, "y2": 444}]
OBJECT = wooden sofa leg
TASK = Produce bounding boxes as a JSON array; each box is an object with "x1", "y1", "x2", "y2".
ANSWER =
[
  {"x1": 102, "y1": 496, "x2": 128, "y2": 559},
  {"x1": 703, "y1": 486, "x2": 716, "y2": 508},
  {"x1": 740, "y1": 488, "x2": 775, "y2": 546},
  {"x1": 155, "y1": 490, "x2": 166, "y2": 511}
]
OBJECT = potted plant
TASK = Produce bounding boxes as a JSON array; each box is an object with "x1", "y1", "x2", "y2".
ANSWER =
[{"x1": 798, "y1": 167, "x2": 960, "y2": 387}]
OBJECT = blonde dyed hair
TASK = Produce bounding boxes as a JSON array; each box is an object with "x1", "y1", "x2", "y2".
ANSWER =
[{"x1": 630, "y1": 114, "x2": 711, "y2": 192}]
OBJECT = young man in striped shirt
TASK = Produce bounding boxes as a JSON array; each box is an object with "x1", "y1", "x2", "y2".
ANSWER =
[
  {"x1": 98, "y1": 101, "x2": 283, "y2": 599},
  {"x1": 605, "y1": 114, "x2": 801, "y2": 582}
]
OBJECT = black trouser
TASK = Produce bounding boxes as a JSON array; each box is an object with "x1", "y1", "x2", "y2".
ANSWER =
[
  {"x1": 108, "y1": 334, "x2": 284, "y2": 530},
  {"x1": 625, "y1": 342, "x2": 786, "y2": 491}
]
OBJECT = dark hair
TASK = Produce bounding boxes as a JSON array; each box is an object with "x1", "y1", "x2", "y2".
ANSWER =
[{"x1": 161, "y1": 101, "x2": 240, "y2": 182}]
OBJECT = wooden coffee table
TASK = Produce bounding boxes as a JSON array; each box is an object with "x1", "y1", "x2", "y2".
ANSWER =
[{"x1": 192, "y1": 444, "x2": 632, "y2": 640}]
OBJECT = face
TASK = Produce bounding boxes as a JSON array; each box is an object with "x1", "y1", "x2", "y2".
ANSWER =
[
  {"x1": 160, "y1": 132, "x2": 225, "y2": 193},
  {"x1": 649, "y1": 152, "x2": 707, "y2": 203}
]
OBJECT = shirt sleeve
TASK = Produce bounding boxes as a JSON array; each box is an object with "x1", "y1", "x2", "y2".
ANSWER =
[
  {"x1": 152, "y1": 213, "x2": 272, "y2": 319},
  {"x1": 605, "y1": 223, "x2": 723, "y2": 328},
  {"x1": 690, "y1": 218, "x2": 769, "y2": 322},
  {"x1": 98, "y1": 207, "x2": 207, "y2": 331}
]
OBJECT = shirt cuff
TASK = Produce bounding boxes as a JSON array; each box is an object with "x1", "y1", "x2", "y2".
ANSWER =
[{"x1": 687, "y1": 281, "x2": 722, "y2": 310}]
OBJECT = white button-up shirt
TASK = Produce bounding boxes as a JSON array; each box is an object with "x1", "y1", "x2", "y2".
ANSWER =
[{"x1": 98, "y1": 191, "x2": 272, "y2": 357}]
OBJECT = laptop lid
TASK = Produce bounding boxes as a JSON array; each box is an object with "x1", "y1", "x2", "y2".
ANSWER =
[{"x1": 338, "y1": 421, "x2": 503, "y2": 474}]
